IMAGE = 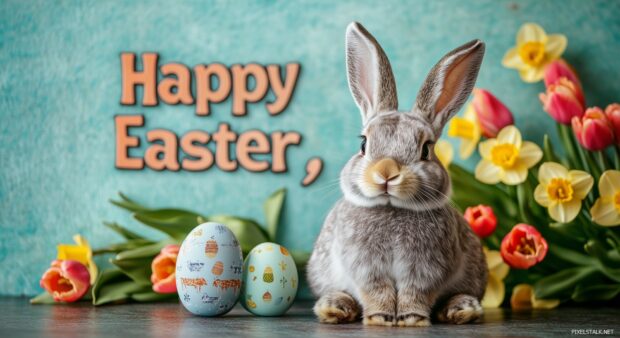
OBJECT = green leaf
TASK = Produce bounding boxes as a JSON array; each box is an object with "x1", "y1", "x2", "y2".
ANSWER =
[
  {"x1": 134, "y1": 209, "x2": 204, "y2": 239},
  {"x1": 115, "y1": 240, "x2": 174, "y2": 261},
  {"x1": 263, "y1": 188, "x2": 286, "y2": 242},
  {"x1": 29, "y1": 292, "x2": 57, "y2": 305},
  {"x1": 93, "y1": 239, "x2": 154, "y2": 255},
  {"x1": 93, "y1": 281, "x2": 149, "y2": 306},
  {"x1": 103, "y1": 222, "x2": 146, "y2": 240},
  {"x1": 572, "y1": 283, "x2": 620, "y2": 302},
  {"x1": 131, "y1": 291, "x2": 177, "y2": 302},
  {"x1": 534, "y1": 266, "x2": 596, "y2": 299},
  {"x1": 110, "y1": 192, "x2": 151, "y2": 213},
  {"x1": 548, "y1": 244, "x2": 593, "y2": 266},
  {"x1": 585, "y1": 239, "x2": 620, "y2": 267},
  {"x1": 207, "y1": 215, "x2": 269, "y2": 253},
  {"x1": 557, "y1": 124, "x2": 582, "y2": 171},
  {"x1": 543, "y1": 134, "x2": 560, "y2": 163},
  {"x1": 549, "y1": 222, "x2": 587, "y2": 243},
  {"x1": 110, "y1": 257, "x2": 153, "y2": 286}
]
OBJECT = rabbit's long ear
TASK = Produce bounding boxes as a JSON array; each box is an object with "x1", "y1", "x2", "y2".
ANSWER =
[
  {"x1": 346, "y1": 22, "x2": 398, "y2": 124},
  {"x1": 413, "y1": 40, "x2": 485, "y2": 135}
]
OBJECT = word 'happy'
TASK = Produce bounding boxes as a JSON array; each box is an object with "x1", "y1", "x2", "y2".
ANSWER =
[{"x1": 115, "y1": 53, "x2": 323, "y2": 186}]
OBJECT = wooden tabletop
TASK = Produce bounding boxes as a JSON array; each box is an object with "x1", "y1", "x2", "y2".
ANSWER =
[{"x1": 1, "y1": 297, "x2": 617, "y2": 337}]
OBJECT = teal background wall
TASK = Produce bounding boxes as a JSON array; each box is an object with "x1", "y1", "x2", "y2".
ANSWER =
[{"x1": 1, "y1": 0, "x2": 619, "y2": 296}]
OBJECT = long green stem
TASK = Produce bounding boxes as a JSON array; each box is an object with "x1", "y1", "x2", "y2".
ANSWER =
[
  {"x1": 614, "y1": 146, "x2": 620, "y2": 169},
  {"x1": 596, "y1": 151, "x2": 611, "y2": 172},
  {"x1": 557, "y1": 124, "x2": 582, "y2": 170}
]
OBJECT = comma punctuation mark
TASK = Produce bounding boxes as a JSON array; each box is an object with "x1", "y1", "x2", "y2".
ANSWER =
[{"x1": 302, "y1": 157, "x2": 323, "y2": 186}]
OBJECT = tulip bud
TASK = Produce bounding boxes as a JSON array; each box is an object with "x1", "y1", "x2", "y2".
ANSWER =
[
  {"x1": 151, "y1": 244, "x2": 180, "y2": 294},
  {"x1": 471, "y1": 89, "x2": 515, "y2": 138},
  {"x1": 605, "y1": 103, "x2": 620, "y2": 145},
  {"x1": 40, "y1": 260, "x2": 90, "y2": 302},
  {"x1": 500, "y1": 224, "x2": 548, "y2": 269},
  {"x1": 572, "y1": 107, "x2": 615, "y2": 151},
  {"x1": 544, "y1": 60, "x2": 581, "y2": 87},
  {"x1": 464, "y1": 204, "x2": 497, "y2": 238},
  {"x1": 539, "y1": 78, "x2": 585, "y2": 124}
]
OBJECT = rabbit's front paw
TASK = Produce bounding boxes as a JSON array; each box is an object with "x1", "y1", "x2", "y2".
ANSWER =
[
  {"x1": 396, "y1": 313, "x2": 431, "y2": 327},
  {"x1": 314, "y1": 291, "x2": 360, "y2": 324},
  {"x1": 363, "y1": 313, "x2": 395, "y2": 326},
  {"x1": 436, "y1": 294, "x2": 483, "y2": 325}
]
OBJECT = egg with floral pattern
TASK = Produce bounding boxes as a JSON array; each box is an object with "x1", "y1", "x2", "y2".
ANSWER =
[
  {"x1": 241, "y1": 242, "x2": 298, "y2": 316},
  {"x1": 176, "y1": 222, "x2": 243, "y2": 316}
]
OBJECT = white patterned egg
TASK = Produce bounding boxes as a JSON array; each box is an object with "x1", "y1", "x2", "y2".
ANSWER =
[
  {"x1": 175, "y1": 222, "x2": 243, "y2": 316},
  {"x1": 241, "y1": 242, "x2": 298, "y2": 316}
]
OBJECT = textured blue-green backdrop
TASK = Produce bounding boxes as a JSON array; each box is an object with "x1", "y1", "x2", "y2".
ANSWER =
[{"x1": 1, "y1": 0, "x2": 619, "y2": 296}]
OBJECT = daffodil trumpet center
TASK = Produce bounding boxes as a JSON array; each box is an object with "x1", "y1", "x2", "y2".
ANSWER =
[
  {"x1": 490, "y1": 143, "x2": 519, "y2": 168},
  {"x1": 547, "y1": 178, "x2": 574, "y2": 203},
  {"x1": 519, "y1": 41, "x2": 546, "y2": 67},
  {"x1": 516, "y1": 236, "x2": 537, "y2": 256},
  {"x1": 448, "y1": 117, "x2": 476, "y2": 139}
]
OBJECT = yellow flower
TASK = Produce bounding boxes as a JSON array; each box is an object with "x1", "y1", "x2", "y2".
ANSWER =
[
  {"x1": 434, "y1": 139, "x2": 454, "y2": 168},
  {"x1": 57, "y1": 234, "x2": 98, "y2": 284},
  {"x1": 481, "y1": 249, "x2": 510, "y2": 308},
  {"x1": 447, "y1": 103, "x2": 481, "y2": 159},
  {"x1": 475, "y1": 125, "x2": 542, "y2": 185},
  {"x1": 590, "y1": 170, "x2": 620, "y2": 226},
  {"x1": 502, "y1": 23, "x2": 567, "y2": 83},
  {"x1": 511, "y1": 284, "x2": 560, "y2": 310},
  {"x1": 534, "y1": 162, "x2": 593, "y2": 223}
]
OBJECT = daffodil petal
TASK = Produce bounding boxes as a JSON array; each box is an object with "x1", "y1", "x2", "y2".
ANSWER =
[
  {"x1": 475, "y1": 160, "x2": 503, "y2": 184},
  {"x1": 534, "y1": 183, "x2": 551, "y2": 207},
  {"x1": 538, "y1": 162, "x2": 569, "y2": 184},
  {"x1": 568, "y1": 170, "x2": 594, "y2": 200},
  {"x1": 502, "y1": 164, "x2": 528, "y2": 185},
  {"x1": 511, "y1": 284, "x2": 533, "y2": 310},
  {"x1": 519, "y1": 66, "x2": 545, "y2": 83},
  {"x1": 496, "y1": 125, "x2": 522, "y2": 148},
  {"x1": 486, "y1": 250, "x2": 503, "y2": 270},
  {"x1": 517, "y1": 141, "x2": 543, "y2": 168},
  {"x1": 548, "y1": 199, "x2": 581, "y2": 223},
  {"x1": 479, "y1": 139, "x2": 498, "y2": 160},
  {"x1": 459, "y1": 138, "x2": 478, "y2": 159},
  {"x1": 435, "y1": 139, "x2": 454, "y2": 168},
  {"x1": 544, "y1": 34, "x2": 567, "y2": 59},
  {"x1": 598, "y1": 170, "x2": 620, "y2": 197},
  {"x1": 532, "y1": 297, "x2": 560, "y2": 309},
  {"x1": 517, "y1": 23, "x2": 547, "y2": 44},
  {"x1": 502, "y1": 47, "x2": 524, "y2": 69},
  {"x1": 482, "y1": 274, "x2": 505, "y2": 308},
  {"x1": 591, "y1": 198, "x2": 620, "y2": 227}
]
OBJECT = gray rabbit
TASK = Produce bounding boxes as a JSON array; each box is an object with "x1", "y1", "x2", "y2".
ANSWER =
[{"x1": 307, "y1": 22, "x2": 488, "y2": 327}]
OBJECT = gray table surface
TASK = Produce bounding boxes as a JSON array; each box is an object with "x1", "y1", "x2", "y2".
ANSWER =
[{"x1": 1, "y1": 297, "x2": 618, "y2": 337}]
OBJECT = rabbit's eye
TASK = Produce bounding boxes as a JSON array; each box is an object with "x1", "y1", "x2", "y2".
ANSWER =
[
  {"x1": 360, "y1": 136, "x2": 367, "y2": 155},
  {"x1": 421, "y1": 141, "x2": 434, "y2": 161}
]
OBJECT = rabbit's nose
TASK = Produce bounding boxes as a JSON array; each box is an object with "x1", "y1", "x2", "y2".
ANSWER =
[{"x1": 368, "y1": 158, "x2": 401, "y2": 185}]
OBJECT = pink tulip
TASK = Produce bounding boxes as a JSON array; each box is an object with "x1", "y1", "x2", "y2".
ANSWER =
[
  {"x1": 40, "y1": 260, "x2": 90, "y2": 302},
  {"x1": 544, "y1": 60, "x2": 582, "y2": 89},
  {"x1": 605, "y1": 103, "x2": 620, "y2": 145},
  {"x1": 471, "y1": 89, "x2": 515, "y2": 138},
  {"x1": 151, "y1": 244, "x2": 180, "y2": 294},
  {"x1": 572, "y1": 107, "x2": 615, "y2": 151},
  {"x1": 539, "y1": 78, "x2": 585, "y2": 124}
]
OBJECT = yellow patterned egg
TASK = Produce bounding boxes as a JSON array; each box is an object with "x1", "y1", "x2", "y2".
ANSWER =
[{"x1": 241, "y1": 242, "x2": 298, "y2": 316}]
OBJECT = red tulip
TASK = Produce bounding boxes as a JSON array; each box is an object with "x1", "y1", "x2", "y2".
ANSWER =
[
  {"x1": 151, "y1": 244, "x2": 180, "y2": 294},
  {"x1": 544, "y1": 60, "x2": 582, "y2": 90},
  {"x1": 40, "y1": 260, "x2": 90, "y2": 302},
  {"x1": 501, "y1": 224, "x2": 548, "y2": 269},
  {"x1": 605, "y1": 103, "x2": 620, "y2": 145},
  {"x1": 539, "y1": 78, "x2": 585, "y2": 125},
  {"x1": 471, "y1": 89, "x2": 515, "y2": 138},
  {"x1": 464, "y1": 204, "x2": 497, "y2": 238},
  {"x1": 572, "y1": 107, "x2": 615, "y2": 151}
]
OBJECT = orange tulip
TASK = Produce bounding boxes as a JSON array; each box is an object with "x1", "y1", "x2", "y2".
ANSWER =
[
  {"x1": 151, "y1": 244, "x2": 180, "y2": 294},
  {"x1": 605, "y1": 103, "x2": 620, "y2": 145},
  {"x1": 500, "y1": 224, "x2": 548, "y2": 269},
  {"x1": 40, "y1": 260, "x2": 90, "y2": 302},
  {"x1": 572, "y1": 107, "x2": 615, "y2": 151}
]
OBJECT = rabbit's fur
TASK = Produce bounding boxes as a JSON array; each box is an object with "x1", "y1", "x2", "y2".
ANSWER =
[{"x1": 307, "y1": 22, "x2": 488, "y2": 327}]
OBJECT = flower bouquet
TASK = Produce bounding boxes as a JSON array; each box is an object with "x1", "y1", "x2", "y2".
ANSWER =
[{"x1": 439, "y1": 23, "x2": 620, "y2": 309}]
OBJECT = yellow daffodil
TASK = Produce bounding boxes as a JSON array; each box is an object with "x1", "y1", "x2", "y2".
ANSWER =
[
  {"x1": 502, "y1": 23, "x2": 567, "y2": 83},
  {"x1": 447, "y1": 103, "x2": 481, "y2": 159},
  {"x1": 475, "y1": 125, "x2": 542, "y2": 185},
  {"x1": 57, "y1": 234, "x2": 98, "y2": 284},
  {"x1": 434, "y1": 139, "x2": 454, "y2": 168},
  {"x1": 511, "y1": 284, "x2": 560, "y2": 310},
  {"x1": 590, "y1": 170, "x2": 620, "y2": 226},
  {"x1": 534, "y1": 162, "x2": 593, "y2": 223},
  {"x1": 482, "y1": 248, "x2": 510, "y2": 308}
]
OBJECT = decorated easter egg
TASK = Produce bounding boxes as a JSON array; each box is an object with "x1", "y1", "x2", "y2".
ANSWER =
[
  {"x1": 176, "y1": 222, "x2": 243, "y2": 316},
  {"x1": 241, "y1": 242, "x2": 298, "y2": 316}
]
